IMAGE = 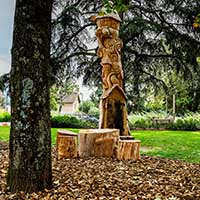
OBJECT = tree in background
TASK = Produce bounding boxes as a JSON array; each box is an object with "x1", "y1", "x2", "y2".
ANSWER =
[
  {"x1": 7, "y1": 0, "x2": 53, "y2": 192},
  {"x1": 0, "y1": 96, "x2": 4, "y2": 108},
  {"x1": 90, "y1": 86, "x2": 102, "y2": 108},
  {"x1": 79, "y1": 100, "x2": 99, "y2": 118},
  {"x1": 51, "y1": 77, "x2": 79, "y2": 113},
  {"x1": 193, "y1": 13, "x2": 200, "y2": 28},
  {"x1": 79, "y1": 100, "x2": 95, "y2": 114},
  {"x1": 0, "y1": 73, "x2": 10, "y2": 93},
  {"x1": 120, "y1": 0, "x2": 200, "y2": 112},
  {"x1": 51, "y1": 0, "x2": 200, "y2": 113},
  {"x1": 145, "y1": 69, "x2": 191, "y2": 114},
  {"x1": 50, "y1": 87, "x2": 58, "y2": 111}
]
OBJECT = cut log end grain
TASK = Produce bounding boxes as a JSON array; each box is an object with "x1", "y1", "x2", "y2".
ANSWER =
[
  {"x1": 57, "y1": 129, "x2": 140, "y2": 161},
  {"x1": 57, "y1": 130, "x2": 78, "y2": 159},
  {"x1": 78, "y1": 129, "x2": 119, "y2": 158}
]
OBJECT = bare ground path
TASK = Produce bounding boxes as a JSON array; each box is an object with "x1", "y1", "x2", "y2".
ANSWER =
[{"x1": 0, "y1": 142, "x2": 199, "y2": 200}]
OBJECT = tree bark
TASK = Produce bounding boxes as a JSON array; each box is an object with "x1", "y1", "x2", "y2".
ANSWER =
[{"x1": 7, "y1": 0, "x2": 53, "y2": 192}]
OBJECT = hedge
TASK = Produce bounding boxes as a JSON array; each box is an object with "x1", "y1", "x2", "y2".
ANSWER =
[
  {"x1": 51, "y1": 115, "x2": 98, "y2": 128},
  {"x1": 2, "y1": 111, "x2": 200, "y2": 130},
  {"x1": 0, "y1": 112, "x2": 11, "y2": 122},
  {"x1": 0, "y1": 112, "x2": 98, "y2": 128},
  {"x1": 129, "y1": 112, "x2": 200, "y2": 131}
]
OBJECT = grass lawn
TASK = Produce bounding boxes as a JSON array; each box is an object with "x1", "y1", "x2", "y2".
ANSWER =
[
  {"x1": 0, "y1": 127, "x2": 199, "y2": 163},
  {"x1": 0, "y1": 127, "x2": 79, "y2": 145},
  {"x1": 0, "y1": 126, "x2": 10, "y2": 141},
  {"x1": 51, "y1": 128, "x2": 79, "y2": 144},
  {"x1": 132, "y1": 130, "x2": 200, "y2": 163}
]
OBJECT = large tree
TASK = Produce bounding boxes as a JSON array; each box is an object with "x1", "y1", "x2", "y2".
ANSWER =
[
  {"x1": 7, "y1": 0, "x2": 53, "y2": 192},
  {"x1": 51, "y1": 0, "x2": 200, "y2": 112}
]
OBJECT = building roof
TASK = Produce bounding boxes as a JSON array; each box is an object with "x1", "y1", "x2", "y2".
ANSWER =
[
  {"x1": 102, "y1": 85, "x2": 127, "y2": 100},
  {"x1": 62, "y1": 92, "x2": 80, "y2": 104}
]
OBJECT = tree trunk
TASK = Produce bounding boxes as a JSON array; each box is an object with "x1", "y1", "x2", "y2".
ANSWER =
[
  {"x1": 7, "y1": 0, "x2": 53, "y2": 192},
  {"x1": 58, "y1": 104, "x2": 62, "y2": 113}
]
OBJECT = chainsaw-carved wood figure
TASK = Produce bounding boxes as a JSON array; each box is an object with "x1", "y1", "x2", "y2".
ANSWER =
[{"x1": 91, "y1": 14, "x2": 129, "y2": 136}]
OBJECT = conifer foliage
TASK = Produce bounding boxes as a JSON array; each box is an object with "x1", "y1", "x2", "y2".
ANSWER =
[{"x1": 52, "y1": 0, "x2": 200, "y2": 111}]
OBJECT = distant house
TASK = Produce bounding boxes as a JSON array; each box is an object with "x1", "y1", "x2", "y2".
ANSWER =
[
  {"x1": 0, "y1": 90, "x2": 3, "y2": 98},
  {"x1": 60, "y1": 92, "x2": 80, "y2": 114}
]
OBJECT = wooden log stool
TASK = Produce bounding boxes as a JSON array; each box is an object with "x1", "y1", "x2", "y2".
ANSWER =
[
  {"x1": 57, "y1": 130, "x2": 78, "y2": 159},
  {"x1": 117, "y1": 136, "x2": 140, "y2": 161},
  {"x1": 78, "y1": 129, "x2": 119, "y2": 157}
]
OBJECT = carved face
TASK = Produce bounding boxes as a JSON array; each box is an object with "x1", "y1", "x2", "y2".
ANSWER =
[
  {"x1": 101, "y1": 54, "x2": 112, "y2": 65},
  {"x1": 102, "y1": 64, "x2": 111, "y2": 74},
  {"x1": 103, "y1": 39, "x2": 111, "y2": 48},
  {"x1": 110, "y1": 53, "x2": 118, "y2": 62}
]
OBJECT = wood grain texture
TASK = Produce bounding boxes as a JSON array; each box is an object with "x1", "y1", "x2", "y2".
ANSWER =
[
  {"x1": 78, "y1": 129, "x2": 119, "y2": 157},
  {"x1": 93, "y1": 14, "x2": 130, "y2": 136},
  {"x1": 57, "y1": 130, "x2": 78, "y2": 159},
  {"x1": 117, "y1": 140, "x2": 141, "y2": 160}
]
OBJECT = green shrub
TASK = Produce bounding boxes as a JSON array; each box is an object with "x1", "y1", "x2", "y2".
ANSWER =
[
  {"x1": 0, "y1": 111, "x2": 98, "y2": 128},
  {"x1": 0, "y1": 112, "x2": 11, "y2": 122},
  {"x1": 166, "y1": 122, "x2": 177, "y2": 130},
  {"x1": 129, "y1": 111, "x2": 200, "y2": 130},
  {"x1": 128, "y1": 111, "x2": 164, "y2": 129},
  {"x1": 88, "y1": 107, "x2": 99, "y2": 118},
  {"x1": 79, "y1": 100, "x2": 95, "y2": 114},
  {"x1": 183, "y1": 118, "x2": 199, "y2": 130},
  {"x1": 134, "y1": 118, "x2": 152, "y2": 129},
  {"x1": 168, "y1": 118, "x2": 199, "y2": 131},
  {"x1": 51, "y1": 114, "x2": 97, "y2": 128}
]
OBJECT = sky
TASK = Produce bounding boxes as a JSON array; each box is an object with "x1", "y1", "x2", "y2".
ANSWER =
[
  {"x1": 0, "y1": 0, "x2": 15, "y2": 75},
  {"x1": 0, "y1": 0, "x2": 92, "y2": 100}
]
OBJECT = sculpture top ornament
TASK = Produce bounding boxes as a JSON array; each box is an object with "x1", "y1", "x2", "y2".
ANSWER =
[{"x1": 91, "y1": 14, "x2": 124, "y2": 97}]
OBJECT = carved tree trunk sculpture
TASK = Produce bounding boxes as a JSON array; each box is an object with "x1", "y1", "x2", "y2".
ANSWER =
[{"x1": 91, "y1": 14, "x2": 129, "y2": 136}]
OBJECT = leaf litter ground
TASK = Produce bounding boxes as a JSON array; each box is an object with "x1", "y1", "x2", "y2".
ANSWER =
[{"x1": 0, "y1": 141, "x2": 199, "y2": 200}]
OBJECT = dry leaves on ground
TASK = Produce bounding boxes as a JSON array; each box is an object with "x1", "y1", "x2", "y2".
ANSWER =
[{"x1": 0, "y1": 141, "x2": 199, "y2": 200}]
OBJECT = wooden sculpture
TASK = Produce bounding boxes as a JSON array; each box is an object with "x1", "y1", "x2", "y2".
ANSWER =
[{"x1": 91, "y1": 14, "x2": 129, "y2": 136}]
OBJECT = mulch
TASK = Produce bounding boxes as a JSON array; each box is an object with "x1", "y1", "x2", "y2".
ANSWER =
[
  {"x1": 0, "y1": 141, "x2": 8, "y2": 151},
  {"x1": 0, "y1": 142, "x2": 199, "y2": 200}
]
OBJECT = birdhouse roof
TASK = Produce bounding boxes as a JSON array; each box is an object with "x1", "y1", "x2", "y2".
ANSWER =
[{"x1": 102, "y1": 85, "x2": 127, "y2": 100}]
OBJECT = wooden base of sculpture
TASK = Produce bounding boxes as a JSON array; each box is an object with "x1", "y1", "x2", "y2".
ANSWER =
[
  {"x1": 57, "y1": 130, "x2": 78, "y2": 159},
  {"x1": 79, "y1": 129, "x2": 119, "y2": 157},
  {"x1": 57, "y1": 129, "x2": 140, "y2": 161},
  {"x1": 117, "y1": 139, "x2": 140, "y2": 160}
]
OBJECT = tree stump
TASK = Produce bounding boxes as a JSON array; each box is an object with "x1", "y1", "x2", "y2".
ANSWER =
[
  {"x1": 57, "y1": 130, "x2": 78, "y2": 159},
  {"x1": 117, "y1": 138, "x2": 140, "y2": 160},
  {"x1": 78, "y1": 129, "x2": 119, "y2": 157}
]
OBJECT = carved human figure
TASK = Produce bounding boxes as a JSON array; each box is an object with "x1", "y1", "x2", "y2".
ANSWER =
[
  {"x1": 95, "y1": 16, "x2": 124, "y2": 92},
  {"x1": 91, "y1": 14, "x2": 129, "y2": 136}
]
